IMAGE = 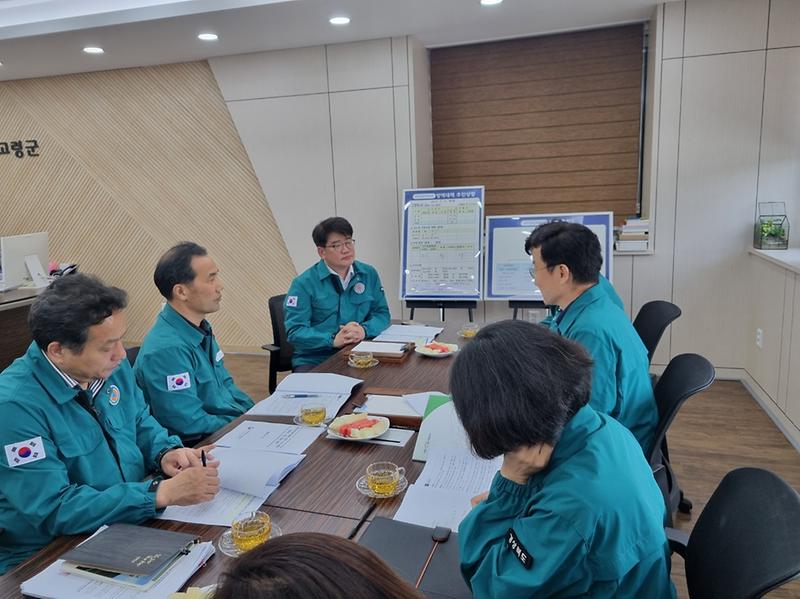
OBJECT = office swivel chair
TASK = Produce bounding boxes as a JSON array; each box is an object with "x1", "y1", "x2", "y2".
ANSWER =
[
  {"x1": 632, "y1": 300, "x2": 682, "y2": 363},
  {"x1": 125, "y1": 346, "x2": 140, "y2": 366},
  {"x1": 262, "y1": 294, "x2": 294, "y2": 394},
  {"x1": 667, "y1": 467, "x2": 800, "y2": 599},
  {"x1": 649, "y1": 353, "x2": 715, "y2": 525}
]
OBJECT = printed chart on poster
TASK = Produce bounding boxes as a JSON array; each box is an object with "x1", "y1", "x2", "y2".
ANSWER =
[
  {"x1": 400, "y1": 187, "x2": 484, "y2": 300},
  {"x1": 485, "y1": 212, "x2": 613, "y2": 301}
]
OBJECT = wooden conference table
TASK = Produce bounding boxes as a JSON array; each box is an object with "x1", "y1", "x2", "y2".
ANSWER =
[{"x1": 2, "y1": 324, "x2": 463, "y2": 597}]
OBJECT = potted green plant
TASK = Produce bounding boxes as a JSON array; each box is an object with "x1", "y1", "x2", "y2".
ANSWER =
[{"x1": 754, "y1": 203, "x2": 789, "y2": 250}]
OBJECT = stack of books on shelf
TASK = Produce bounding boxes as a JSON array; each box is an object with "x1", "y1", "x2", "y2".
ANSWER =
[{"x1": 615, "y1": 218, "x2": 650, "y2": 252}]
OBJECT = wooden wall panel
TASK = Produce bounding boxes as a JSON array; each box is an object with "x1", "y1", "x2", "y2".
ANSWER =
[
  {"x1": 0, "y1": 61, "x2": 295, "y2": 353},
  {"x1": 431, "y1": 25, "x2": 644, "y2": 222}
]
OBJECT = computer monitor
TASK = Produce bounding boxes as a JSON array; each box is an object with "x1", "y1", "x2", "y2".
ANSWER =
[{"x1": 0, "y1": 232, "x2": 49, "y2": 291}]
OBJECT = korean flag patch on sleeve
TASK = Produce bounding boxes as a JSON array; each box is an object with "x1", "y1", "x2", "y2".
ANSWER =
[
  {"x1": 5, "y1": 436, "x2": 46, "y2": 468},
  {"x1": 166, "y1": 372, "x2": 192, "y2": 391}
]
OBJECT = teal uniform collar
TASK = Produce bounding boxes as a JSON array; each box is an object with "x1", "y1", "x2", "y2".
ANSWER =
[
  {"x1": 554, "y1": 282, "x2": 605, "y2": 331},
  {"x1": 529, "y1": 405, "x2": 601, "y2": 488},
  {"x1": 24, "y1": 342, "x2": 95, "y2": 405},
  {"x1": 159, "y1": 303, "x2": 210, "y2": 348},
  {"x1": 313, "y1": 259, "x2": 366, "y2": 288}
]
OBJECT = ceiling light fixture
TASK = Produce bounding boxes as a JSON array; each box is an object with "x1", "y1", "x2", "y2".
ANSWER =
[
  {"x1": 329, "y1": 16, "x2": 350, "y2": 25},
  {"x1": 480, "y1": 0, "x2": 503, "y2": 5},
  {"x1": 198, "y1": 33, "x2": 219, "y2": 41},
  {"x1": 83, "y1": 46, "x2": 104, "y2": 54}
]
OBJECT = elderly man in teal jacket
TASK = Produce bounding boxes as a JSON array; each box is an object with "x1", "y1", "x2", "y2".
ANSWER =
[
  {"x1": 0, "y1": 275, "x2": 219, "y2": 574},
  {"x1": 135, "y1": 243, "x2": 253, "y2": 441},
  {"x1": 451, "y1": 321, "x2": 675, "y2": 598},
  {"x1": 285, "y1": 217, "x2": 390, "y2": 370},
  {"x1": 526, "y1": 221, "x2": 657, "y2": 452}
]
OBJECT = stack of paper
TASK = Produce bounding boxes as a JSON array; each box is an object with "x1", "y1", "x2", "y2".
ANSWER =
[
  {"x1": 356, "y1": 391, "x2": 445, "y2": 418},
  {"x1": 247, "y1": 372, "x2": 363, "y2": 418},
  {"x1": 374, "y1": 324, "x2": 443, "y2": 344},
  {"x1": 159, "y1": 421, "x2": 322, "y2": 526},
  {"x1": 393, "y1": 448, "x2": 501, "y2": 532},
  {"x1": 350, "y1": 341, "x2": 408, "y2": 356},
  {"x1": 21, "y1": 529, "x2": 214, "y2": 599}
]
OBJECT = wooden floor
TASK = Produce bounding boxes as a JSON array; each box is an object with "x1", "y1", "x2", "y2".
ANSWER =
[{"x1": 224, "y1": 355, "x2": 800, "y2": 598}]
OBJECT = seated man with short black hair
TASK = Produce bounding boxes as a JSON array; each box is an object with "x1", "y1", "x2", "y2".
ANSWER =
[
  {"x1": 285, "y1": 217, "x2": 390, "y2": 370},
  {"x1": 525, "y1": 221, "x2": 657, "y2": 451},
  {"x1": 134, "y1": 242, "x2": 253, "y2": 441},
  {"x1": 0, "y1": 274, "x2": 219, "y2": 574}
]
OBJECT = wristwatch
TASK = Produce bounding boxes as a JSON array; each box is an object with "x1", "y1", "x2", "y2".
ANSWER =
[
  {"x1": 147, "y1": 476, "x2": 164, "y2": 494},
  {"x1": 154, "y1": 445, "x2": 182, "y2": 475}
]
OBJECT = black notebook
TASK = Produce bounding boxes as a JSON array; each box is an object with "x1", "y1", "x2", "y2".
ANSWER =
[{"x1": 60, "y1": 523, "x2": 199, "y2": 577}]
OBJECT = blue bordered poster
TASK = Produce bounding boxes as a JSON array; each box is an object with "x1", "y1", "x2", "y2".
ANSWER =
[
  {"x1": 485, "y1": 212, "x2": 613, "y2": 301},
  {"x1": 400, "y1": 187, "x2": 484, "y2": 300}
]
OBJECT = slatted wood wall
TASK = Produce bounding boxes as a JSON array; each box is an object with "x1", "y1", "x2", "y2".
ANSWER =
[
  {"x1": 0, "y1": 61, "x2": 296, "y2": 353},
  {"x1": 431, "y1": 24, "x2": 644, "y2": 222}
]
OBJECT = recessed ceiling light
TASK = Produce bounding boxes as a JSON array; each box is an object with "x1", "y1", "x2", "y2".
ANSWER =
[
  {"x1": 329, "y1": 16, "x2": 350, "y2": 25},
  {"x1": 83, "y1": 46, "x2": 104, "y2": 54},
  {"x1": 0, "y1": 62, "x2": 3, "y2": 67},
  {"x1": 480, "y1": 0, "x2": 503, "y2": 5},
  {"x1": 198, "y1": 33, "x2": 218, "y2": 41}
]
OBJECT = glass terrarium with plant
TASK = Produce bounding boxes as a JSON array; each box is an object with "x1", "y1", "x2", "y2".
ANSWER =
[{"x1": 754, "y1": 202, "x2": 789, "y2": 250}]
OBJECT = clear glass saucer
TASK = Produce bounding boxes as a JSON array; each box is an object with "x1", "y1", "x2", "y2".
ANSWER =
[
  {"x1": 292, "y1": 415, "x2": 332, "y2": 427},
  {"x1": 217, "y1": 523, "x2": 282, "y2": 557},
  {"x1": 348, "y1": 358, "x2": 379, "y2": 369},
  {"x1": 355, "y1": 475, "x2": 408, "y2": 499}
]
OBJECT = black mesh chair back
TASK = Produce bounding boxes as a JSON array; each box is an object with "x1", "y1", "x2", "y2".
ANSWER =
[
  {"x1": 683, "y1": 468, "x2": 800, "y2": 598},
  {"x1": 649, "y1": 353, "x2": 715, "y2": 466},
  {"x1": 632, "y1": 300, "x2": 682, "y2": 363},
  {"x1": 125, "y1": 346, "x2": 140, "y2": 366},
  {"x1": 263, "y1": 294, "x2": 294, "y2": 393}
]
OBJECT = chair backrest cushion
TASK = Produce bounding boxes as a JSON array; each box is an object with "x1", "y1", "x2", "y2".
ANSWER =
[
  {"x1": 633, "y1": 300, "x2": 682, "y2": 363},
  {"x1": 685, "y1": 467, "x2": 800, "y2": 599},
  {"x1": 268, "y1": 294, "x2": 294, "y2": 369}
]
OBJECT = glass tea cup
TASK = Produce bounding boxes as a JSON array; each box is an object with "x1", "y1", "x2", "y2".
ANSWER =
[
  {"x1": 231, "y1": 511, "x2": 272, "y2": 552},
  {"x1": 458, "y1": 323, "x2": 480, "y2": 338},
  {"x1": 299, "y1": 401, "x2": 327, "y2": 426},
  {"x1": 366, "y1": 461, "x2": 405, "y2": 496},
  {"x1": 349, "y1": 350, "x2": 374, "y2": 368}
]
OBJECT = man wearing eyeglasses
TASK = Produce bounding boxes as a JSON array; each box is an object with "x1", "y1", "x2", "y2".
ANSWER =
[{"x1": 285, "y1": 217, "x2": 390, "y2": 371}]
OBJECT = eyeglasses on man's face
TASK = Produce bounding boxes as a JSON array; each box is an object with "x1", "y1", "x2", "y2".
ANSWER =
[{"x1": 325, "y1": 238, "x2": 355, "y2": 252}]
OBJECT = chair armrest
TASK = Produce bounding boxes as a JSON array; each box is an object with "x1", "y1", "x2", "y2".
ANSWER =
[
  {"x1": 261, "y1": 344, "x2": 279, "y2": 354},
  {"x1": 666, "y1": 527, "x2": 689, "y2": 558}
]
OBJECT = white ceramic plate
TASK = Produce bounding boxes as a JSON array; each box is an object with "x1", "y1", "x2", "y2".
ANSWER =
[
  {"x1": 327, "y1": 415, "x2": 390, "y2": 441},
  {"x1": 415, "y1": 343, "x2": 459, "y2": 358}
]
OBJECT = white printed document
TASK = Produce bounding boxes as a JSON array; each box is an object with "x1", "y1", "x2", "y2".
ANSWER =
[
  {"x1": 350, "y1": 341, "x2": 408, "y2": 356},
  {"x1": 247, "y1": 372, "x2": 362, "y2": 418},
  {"x1": 393, "y1": 448, "x2": 501, "y2": 532},
  {"x1": 412, "y1": 401, "x2": 472, "y2": 461},
  {"x1": 158, "y1": 486, "x2": 272, "y2": 526},
  {"x1": 374, "y1": 324, "x2": 443, "y2": 344},
  {"x1": 214, "y1": 446, "x2": 304, "y2": 497},
  {"x1": 20, "y1": 534, "x2": 215, "y2": 599},
  {"x1": 215, "y1": 421, "x2": 322, "y2": 454}
]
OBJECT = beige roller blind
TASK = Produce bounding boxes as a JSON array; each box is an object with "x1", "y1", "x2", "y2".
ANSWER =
[{"x1": 431, "y1": 24, "x2": 645, "y2": 224}]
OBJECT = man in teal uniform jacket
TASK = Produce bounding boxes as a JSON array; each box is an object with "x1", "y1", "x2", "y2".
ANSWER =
[
  {"x1": 525, "y1": 221, "x2": 657, "y2": 452},
  {"x1": 135, "y1": 242, "x2": 254, "y2": 441},
  {"x1": 539, "y1": 274, "x2": 622, "y2": 327},
  {"x1": 285, "y1": 217, "x2": 390, "y2": 370},
  {"x1": 451, "y1": 321, "x2": 675, "y2": 598},
  {"x1": 0, "y1": 275, "x2": 219, "y2": 574}
]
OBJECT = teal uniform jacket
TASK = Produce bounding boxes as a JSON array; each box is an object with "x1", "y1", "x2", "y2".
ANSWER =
[
  {"x1": 549, "y1": 283, "x2": 657, "y2": 452},
  {"x1": 0, "y1": 343, "x2": 181, "y2": 574},
  {"x1": 540, "y1": 275, "x2": 623, "y2": 327},
  {"x1": 459, "y1": 406, "x2": 676, "y2": 599},
  {"x1": 285, "y1": 259, "x2": 391, "y2": 367},
  {"x1": 134, "y1": 304, "x2": 254, "y2": 438}
]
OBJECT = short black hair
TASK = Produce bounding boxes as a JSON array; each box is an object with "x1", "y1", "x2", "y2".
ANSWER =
[
  {"x1": 28, "y1": 273, "x2": 127, "y2": 352},
  {"x1": 153, "y1": 242, "x2": 207, "y2": 300},
  {"x1": 524, "y1": 221, "x2": 602, "y2": 285},
  {"x1": 312, "y1": 217, "x2": 353, "y2": 248},
  {"x1": 450, "y1": 320, "x2": 593, "y2": 459}
]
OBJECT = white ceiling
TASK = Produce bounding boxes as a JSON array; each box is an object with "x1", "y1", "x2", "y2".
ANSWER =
[{"x1": 0, "y1": 0, "x2": 662, "y2": 82}]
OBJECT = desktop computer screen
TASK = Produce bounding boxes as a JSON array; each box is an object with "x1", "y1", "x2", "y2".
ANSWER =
[{"x1": 0, "y1": 232, "x2": 49, "y2": 291}]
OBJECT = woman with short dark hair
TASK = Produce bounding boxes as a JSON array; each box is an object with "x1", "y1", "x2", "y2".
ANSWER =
[
  {"x1": 451, "y1": 320, "x2": 676, "y2": 598},
  {"x1": 214, "y1": 532, "x2": 424, "y2": 599}
]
